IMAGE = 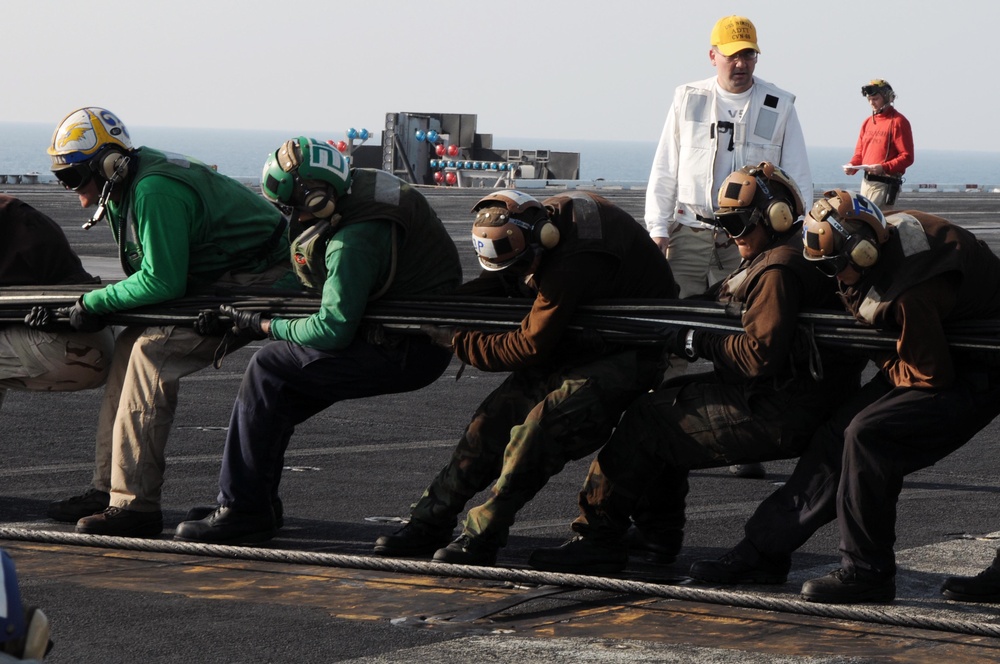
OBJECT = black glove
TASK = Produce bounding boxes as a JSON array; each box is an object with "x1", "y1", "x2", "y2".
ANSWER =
[
  {"x1": 219, "y1": 304, "x2": 268, "y2": 340},
  {"x1": 24, "y1": 306, "x2": 58, "y2": 330},
  {"x1": 56, "y1": 297, "x2": 104, "y2": 332},
  {"x1": 664, "y1": 327, "x2": 697, "y2": 361},
  {"x1": 194, "y1": 309, "x2": 225, "y2": 336}
]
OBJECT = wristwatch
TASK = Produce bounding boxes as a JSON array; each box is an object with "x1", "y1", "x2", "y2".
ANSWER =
[{"x1": 684, "y1": 329, "x2": 697, "y2": 359}]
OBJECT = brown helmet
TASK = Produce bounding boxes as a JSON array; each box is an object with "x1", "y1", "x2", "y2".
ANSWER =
[
  {"x1": 802, "y1": 189, "x2": 889, "y2": 275},
  {"x1": 470, "y1": 190, "x2": 554, "y2": 271},
  {"x1": 714, "y1": 161, "x2": 804, "y2": 237}
]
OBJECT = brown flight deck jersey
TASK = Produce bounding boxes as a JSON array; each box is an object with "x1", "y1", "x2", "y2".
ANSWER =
[
  {"x1": 839, "y1": 211, "x2": 1000, "y2": 389},
  {"x1": 453, "y1": 192, "x2": 678, "y2": 372}
]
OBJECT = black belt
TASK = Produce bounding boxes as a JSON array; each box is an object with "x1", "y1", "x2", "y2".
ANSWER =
[{"x1": 864, "y1": 172, "x2": 903, "y2": 184}]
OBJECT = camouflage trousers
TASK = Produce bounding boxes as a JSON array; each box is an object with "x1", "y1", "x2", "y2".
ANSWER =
[
  {"x1": 0, "y1": 325, "x2": 114, "y2": 411},
  {"x1": 571, "y1": 370, "x2": 859, "y2": 542},
  {"x1": 408, "y1": 346, "x2": 665, "y2": 544}
]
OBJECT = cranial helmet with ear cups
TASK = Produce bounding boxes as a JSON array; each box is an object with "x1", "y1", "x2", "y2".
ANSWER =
[
  {"x1": 48, "y1": 107, "x2": 133, "y2": 190},
  {"x1": 471, "y1": 190, "x2": 559, "y2": 251},
  {"x1": 802, "y1": 189, "x2": 889, "y2": 271},
  {"x1": 260, "y1": 137, "x2": 351, "y2": 219},
  {"x1": 715, "y1": 161, "x2": 804, "y2": 237},
  {"x1": 470, "y1": 190, "x2": 558, "y2": 271}
]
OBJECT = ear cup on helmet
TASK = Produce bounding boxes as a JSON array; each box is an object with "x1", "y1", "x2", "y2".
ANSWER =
[
  {"x1": 847, "y1": 236, "x2": 880, "y2": 268},
  {"x1": 96, "y1": 148, "x2": 129, "y2": 181},
  {"x1": 302, "y1": 186, "x2": 336, "y2": 219},
  {"x1": 765, "y1": 200, "x2": 794, "y2": 233},
  {"x1": 535, "y1": 220, "x2": 560, "y2": 249}
]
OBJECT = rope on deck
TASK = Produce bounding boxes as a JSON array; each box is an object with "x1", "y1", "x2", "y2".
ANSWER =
[{"x1": 2, "y1": 527, "x2": 998, "y2": 639}]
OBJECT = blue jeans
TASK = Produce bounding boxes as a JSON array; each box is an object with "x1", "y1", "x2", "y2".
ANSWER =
[{"x1": 218, "y1": 335, "x2": 452, "y2": 511}]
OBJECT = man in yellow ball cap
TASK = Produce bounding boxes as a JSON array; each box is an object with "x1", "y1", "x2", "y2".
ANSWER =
[{"x1": 644, "y1": 14, "x2": 813, "y2": 480}]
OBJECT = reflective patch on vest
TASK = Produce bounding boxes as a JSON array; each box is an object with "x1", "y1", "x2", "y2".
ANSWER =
[
  {"x1": 373, "y1": 171, "x2": 402, "y2": 206},
  {"x1": 753, "y1": 108, "x2": 778, "y2": 141},
  {"x1": 684, "y1": 91, "x2": 709, "y2": 122},
  {"x1": 564, "y1": 192, "x2": 603, "y2": 239},
  {"x1": 887, "y1": 213, "x2": 930, "y2": 257},
  {"x1": 160, "y1": 151, "x2": 192, "y2": 168},
  {"x1": 721, "y1": 268, "x2": 750, "y2": 303},
  {"x1": 858, "y1": 285, "x2": 884, "y2": 324}
]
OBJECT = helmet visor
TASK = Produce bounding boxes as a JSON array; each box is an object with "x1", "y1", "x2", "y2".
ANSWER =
[
  {"x1": 53, "y1": 163, "x2": 93, "y2": 191},
  {"x1": 714, "y1": 209, "x2": 756, "y2": 238},
  {"x1": 809, "y1": 253, "x2": 850, "y2": 278}
]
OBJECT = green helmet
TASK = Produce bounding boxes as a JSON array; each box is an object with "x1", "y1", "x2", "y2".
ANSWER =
[{"x1": 260, "y1": 137, "x2": 351, "y2": 218}]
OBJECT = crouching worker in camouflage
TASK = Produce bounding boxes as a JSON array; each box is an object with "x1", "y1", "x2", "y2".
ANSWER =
[
  {"x1": 529, "y1": 163, "x2": 865, "y2": 575},
  {"x1": 173, "y1": 137, "x2": 462, "y2": 545},
  {"x1": 374, "y1": 190, "x2": 679, "y2": 566},
  {"x1": 0, "y1": 194, "x2": 113, "y2": 412}
]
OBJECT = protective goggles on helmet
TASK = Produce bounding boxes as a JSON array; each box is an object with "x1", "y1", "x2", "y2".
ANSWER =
[
  {"x1": 861, "y1": 84, "x2": 883, "y2": 97},
  {"x1": 714, "y1": 208, "x2": 761, "y2": 239},
  {"x1": 53, "y1": 163, "x2": 94, "y2": 191}
]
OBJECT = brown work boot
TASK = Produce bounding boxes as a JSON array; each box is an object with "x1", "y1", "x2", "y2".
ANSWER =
[{"x1": 76, "y1": 506, "x2": 163, "y2": 538}]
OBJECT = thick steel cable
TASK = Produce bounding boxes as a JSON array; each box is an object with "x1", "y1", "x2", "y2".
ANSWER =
[{"x1": 1, "y1": 528, "x2": 998, "y2": 639}]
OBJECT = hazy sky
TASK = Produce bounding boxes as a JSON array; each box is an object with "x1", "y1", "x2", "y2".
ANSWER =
[{"x1": 2, "y1": 1, "x2": 988, "y2": 152}]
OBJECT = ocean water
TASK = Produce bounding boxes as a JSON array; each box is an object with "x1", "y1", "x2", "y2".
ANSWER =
[{"x1": 4, "y1": 121, "x2": 1000, "y2": 191}]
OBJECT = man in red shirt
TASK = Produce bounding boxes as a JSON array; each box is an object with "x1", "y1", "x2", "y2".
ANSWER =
[{"x1": 843, "y1": 80, "x2": 914, "y2": 208}]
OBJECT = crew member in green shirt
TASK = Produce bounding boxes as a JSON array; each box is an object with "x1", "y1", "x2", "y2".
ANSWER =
[
  {"x1": 41, "y1": 107, "x2": 292, "y2": 538},
  {"x1": 174, "y1": 137, "x2": 462, "y2": 544}
]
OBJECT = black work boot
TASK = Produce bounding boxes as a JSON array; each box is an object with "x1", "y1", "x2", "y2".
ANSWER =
[
  {"x1": 626, "y1": 526, "x2": 682, "y2": 565},
  {"x1": 432, "y1": 533, "x2": 499, "y2": 567},
  {"x1": 800, "y1": 567, "x2": 896, "y2": 604},
  {"x1": 529, "y1": 535, "x2": 628, "y2": 574},
  {"x1": 941, "y1": 561, "x2": 1000, "y2": 603},
  {"x1": 185, "y1": 497, "x2": 285, "y2": 529},
  {"x1": 729, "y1": 462, "x2": 766, "y2": 479},
  {"x1": 373, "y1": 520, "x2": 454, "y2": 558},
  {"x1": 174, "y1": 506, "x2": 276, "y2": 545},
  {"x1": 47, "y1": 487, "x2": 110, "y2": 522},
  {"x1": 76, "y1": 506, "x2": 163, "y2": 538},
  {"x1": 689, "y1": 543, "x2": 790, "y2": 585}
]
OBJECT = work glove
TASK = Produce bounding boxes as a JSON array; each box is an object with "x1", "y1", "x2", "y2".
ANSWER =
[
  {"x1": 419, "y1": 324, "x2": 456, "y2": 349},
  {"x1": 24, "y1": 306, "x2": 58, "y2": 331},
  {"x1": 664, "y1": 327, "x2": 698, "y2": 361},
  {"x1": 193, "y1": 309, "x2": 225, "y2": 336},
  {"x1": 56, "y1": 297, "x2": 105, "y2": 332},
  {"x1": 219, "y1": 304, "x2": 268, "y2": 340}
]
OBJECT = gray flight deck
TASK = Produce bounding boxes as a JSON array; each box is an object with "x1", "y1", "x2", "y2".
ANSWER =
[{"x1": 1, "y1": 184, "x2": 999, "y2": 663}]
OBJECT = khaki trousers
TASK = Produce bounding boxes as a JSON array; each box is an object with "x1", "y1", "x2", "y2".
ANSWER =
[
  {"x1": 664, "y1": 223, "x2": 740, "y2": 299},
  {"x1": 90, "y1": 265, "x2": 290, "y2": 511}
]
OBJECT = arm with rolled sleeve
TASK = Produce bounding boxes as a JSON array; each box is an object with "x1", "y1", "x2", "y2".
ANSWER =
[{"x1": 269, "y1": 221, "x2": 392, "y2": 351}]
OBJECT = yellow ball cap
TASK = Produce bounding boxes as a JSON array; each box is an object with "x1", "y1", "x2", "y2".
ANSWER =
[{"x1": 710, "y1": 15, "x2": 760, "y2": 56}]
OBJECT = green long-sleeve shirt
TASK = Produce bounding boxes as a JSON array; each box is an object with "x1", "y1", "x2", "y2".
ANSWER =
[{"x1": 270, "y1": 221, "x2": 392, "y2": 350}]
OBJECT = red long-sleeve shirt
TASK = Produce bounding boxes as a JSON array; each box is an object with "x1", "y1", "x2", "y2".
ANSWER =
[{"x1": 849, "y1": 106, "x2": 914, "y2": 176}]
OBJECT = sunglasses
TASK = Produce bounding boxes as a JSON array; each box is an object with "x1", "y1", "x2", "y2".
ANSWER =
[{"x1": 54, "y1": 163, "x2": 94, "y2": 191}]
